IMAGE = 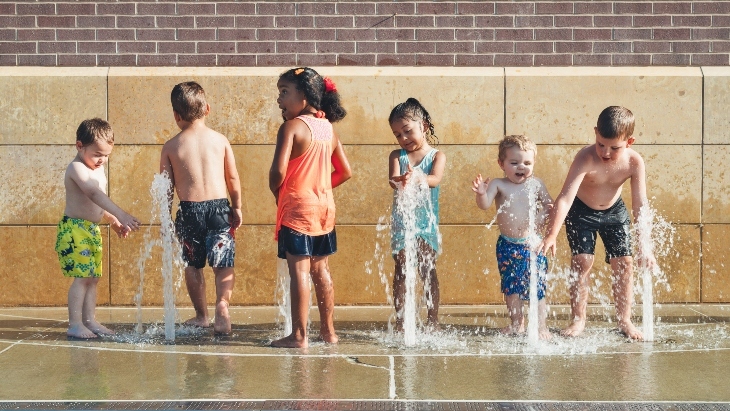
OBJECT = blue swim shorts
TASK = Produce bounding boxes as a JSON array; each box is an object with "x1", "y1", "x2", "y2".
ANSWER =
[
  {"x1": 277, "y1": 225, "x2": 337, "y2": 259},
  {"x1": 496, "y1": 235, "x2": 547, "y2": 301},
  {"x1": 174, "y1": 198, "x2": 235, "y2": 269}
]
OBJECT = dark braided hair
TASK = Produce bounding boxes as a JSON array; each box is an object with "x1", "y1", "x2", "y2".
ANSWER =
[
  {"x1": 388, "y1": 98, "x2": 438, "y2": 146},
  {"x1": 279, "y1": 67, "x2": 347, "y2": 123}
]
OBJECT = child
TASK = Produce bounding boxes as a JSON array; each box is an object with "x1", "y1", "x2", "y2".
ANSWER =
[
  {"x1": 388, "y1": 98, "x2": 446, "y2": 331},
  {"x1": 538, "y1": 106, "x2": 656, "y2": 340},
  {"x1": 56, "y1": 118, "x2": 140, "y2": 339},
  {"x1": 472, "y1": 135, "x2": 553, "y2": 340},
  {"x1": 160, "y1": 81, "x2": 242, "y2": 335},
  {"x1": 269, "y1": 67, "x2": 352, "y2": 348}
]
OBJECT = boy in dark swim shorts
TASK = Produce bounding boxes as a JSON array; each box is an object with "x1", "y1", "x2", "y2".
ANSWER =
[{"x1": 539, "y1": 106, "x2": 657, "y2": 340}]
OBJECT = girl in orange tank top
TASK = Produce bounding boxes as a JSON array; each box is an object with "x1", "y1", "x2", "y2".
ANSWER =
[{"x1": 268, "y1": 67, "x2": 352, "y2": 349}]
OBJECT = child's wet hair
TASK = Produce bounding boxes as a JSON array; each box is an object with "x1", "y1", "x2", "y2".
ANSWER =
[
  {"x1": 278, "y1": 67, "x2": 347, "y2": 123},
  {"x1": 498, "y1": 135, "x2": 537, "y2": 163},
  {"x1": 388, "y1": 98, "x2": 438, "y2": 146},
  {"x1": 171, "y1": 81, "x2": 208, "y2": 122},
  {"x1": 596, "y1": 106, "x2": 635, "y2": 140},
  {"x1": 76, "y1": 118, "x2": 114, "y2": 147}
]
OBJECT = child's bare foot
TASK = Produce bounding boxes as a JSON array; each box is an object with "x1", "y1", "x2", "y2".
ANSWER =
[
  {"x1": 184, "y1": 316, "x2": 211, "y2": 328},
  {"x1": 271, "y1": 334, "x2": 308, "y2": 348},
  {"x1": 618, "y1": 321, "x2": 644, "y2": 340},
  {"x1": 67, "y1": 324, "x2": 98, "y2": 339},
  {"x1": 213, "y1": 301, "x2": 231, "y2": 335},
  {"x1": 85, "y1": 321, "x2": 115, "y2": 335},
  {"x1": 561, "y1": 319, "x2": 586, "y2": 337},
  {"x1": 538, "y1": 327, "x2": 552, "y2": 340},
  {"x1": 319, "y1": 331, "x2": 338, "y2": 344},
  {"x1": 500, "y1": 324, "x2": 525, "y2": 335}
]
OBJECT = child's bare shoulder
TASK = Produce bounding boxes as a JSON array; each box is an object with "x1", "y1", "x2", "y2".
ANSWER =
[{"x1": 570, "y1": 145, "x2": 597, "y2": 169}]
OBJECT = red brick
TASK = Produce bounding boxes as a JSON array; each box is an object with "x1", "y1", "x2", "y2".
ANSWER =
[
  {"x1": 138, "y1": 54, "x2": 177, "y2": 66},
  {"x1": 39, "y1": 41, "x2": 76, "y2": 53},
  {"x1": 0, "y1": 42, "x2": 35, "y2": 53},
  {"x1": 218, "y1": 54, "x2": 257, "y2": 66},
  {"x1": 615, "y1": 2, "x2": 653, "y2": 14},
  {"x1": 135, "y1": 29, "x2": 175, "y2": 41},
  {"x1": 594, "y1": 16, "x2": 633, "y2": 27},
  {"x1": 535, "y1": 28, "x2": 572, "y2": 40},
  {"x1": 298, "y1": 2, "x2": 336, "y2": 15},
  {"x1": 713, "y1": 16, "x2": 730, "y2": 27},
  {"x1": 693, "y1": 27, "x2": 730, "y2": 39},
  {"x1": 652, "y1": 53, "x2": 690, "y2": 65},
  {"x1": 474, "y1": 15, "x2": 514, "y2": 27},
  {"x1": 0, "y1": 4, "x2": 15, "y2": 14},
  {"x1": 515, "y1": 16, "x2": 554, "y2": 28},
  {"x1": 673, "y1": 16, "x2": 712, "y2": 27},
  {"x1": 0, "y1": 55, "x2": 17, "y2": 65},
  {"x1": 177, "y1": 3, "x2": 216, "y2": 15},
  {"x1": 57, "y1": 3, "x2": 96, "y2": 15},
  {"x1": 574, "y1": 28, "x2": 612, "y2": 40},
  {"x1": 436, "y1": 41, "x2": 473, "y2": 53},
  {"x1": 236, "y1": 16, "x2": 275, "y2": 28},
  {"x1": 515, "y1": 41, "x2": 552, "y2": 53},
  {"x1": 18, "y1": 54, "x2": 56, "y2": 66},
  {"x1": 456, "y1": 28, "x2": 495, "y2": 41},
  {"x1": 297, "y1": 28, "x2": 337, "y2": 41},
  {"x1": 417, "y1": 2, "x2": 456, "y2": 14},
  {"x1": 58, "y1": 54, "x2": 96, "y2": 66},
  {"x1": 177, "y1": 29, "x2": 217, "y2": 41},
  {"x1": 712, "y1": 41, "x2": 730, "y2": 52},
  {"x1": 257, "y1": 2, "x2": 296, "y2": 15},
  {"x1": 593, "y1": 41, "x2": 632, "y2": 53},
  {"x1": 554, "y1": 16, "x2": 593, "y2": 27},
  {"x1": 691, "y1": 53, "x2": 729, "y2": 65},
  {"x1": 355, "y1": 15, "x2": 395, "y2": 28},
  {"x1": 256, "y1": 54, "x2": 296, "y2": 66},
  {"x1": 0, "y1": 29, "x2": 16, "y2": 41},
  {"x1": 316, "y1": 16, "x2": 354, "y2": 28},
  {"x1": 574, "y1": 2, "x2": 612, "y2": 14},
  {"x1": 137, "y1": 3, "x2": 177, "y2": 15},
  {"x1": 297, "y1": 53, "x2": 338, "y2": 66},
  {"x1": 536, "y1": 2, "x2": 573, "y2": 14},
  {"x1": 276, "y1": 16, "x2": 314, "y2": 28},
  {"x1": 79, "y1": 41, "x2": 115, "y2": 53},
  {"x1": 476, "y1": 41, "x2": 514, "y2": 53},
  {"x1": 674, "y1": 41, "x2": 711, "y2": 52},
  {"x1": 573, "y1": 54, "x2": 611, "y2": 66},
  {"x1": 118, "y1": 16, "x2": 156, "y2": 29},
  {"x1": 0, "y1": 17, "x2": 35, "y2": 28},
  {"x1": 495, "y1": 2, "x2": 535, "y2": 15},
  {"x1": 456, "y1": 2, "x2": 495, "y2": 15},
  {"x1": 97, "y1": 29, "x2": 135, "y2": 41},
  {"x1": 455, "y1": 54, "x2": 495, "y2": 66},
  {"x1": 417, "y1": 53, "x2": 455, "y2": 66},
  {"x1": 236, "y1": 41, "x2": 274, "y2": 53},
  {"x1": 614, "y1": 28, "x2": 653, "y2": 40},
  {"x1": 337, "y1": 28, "x2": 376, "y2": 41},
  {"x1": 633, "y1": 15, "x2": 672, "y2": 27},
  {"x1": 37, "y1": 16, "x2": 75, "y2": 28},
  {"x1": 17, "y1": 29, "x2": 54, "y2": 41},
  {"x1": 654, "y1": 28, "x2": 691, "y2": 40},
  {"x1": 396, "y1": 15, "x2": 434, "y2": 28},
  {"x1": 653, "y1": 2, "x2": 692, "y2": 14},
  {"x1": 97, "y1": 3, "x2": 135, "y2": 15},
  {"x1": 555, "y1": 41, "x2": 592, "y2": 53},
  {"x1": 416, "y1": 29, "x2": 454, "y2": 41},
  {"x1": 178, "y1": 54, "x2": 217, "y2": 66},
  {"x1": 156, "y1": 16, "x2": 195, "y2": 29},
  {"x1": 376, "y1": 53, "x2": 416, "y2": 66},
  {"x1": 258, "y1": 28, "x2": 295, "y2": 41},
  {"x1": 217, "y1": 3, "x2": 256, "y2": 15},
  {"x1": 356, "y1": 41, "x2": 394, "y2": 53},
  {"x1": 338, "y1": 53, "x2": 376, "y2": 65},
  {"x1": 158, "y1": 41, "x2": 196, "y2": 54},
  {"x1": 437, "y1": 16, "x2": 474, "y2": 28},
  {"x1": 534, "y1": 54, "x2": 572, "y2": 66},
  {"x1": 77, "y1": 16, "x2": 115, "y2": 28},
  {"x1": 495, "y1": 28, "x2": 533, "y2": 41},
  {"x1": 495, "y1": 54, "x2": 533, "y2": 66},
  {"x1": 98, "y1": 54, "x2": 137, "y2": 66},
  {"x1": 198, "y1": 41, "x2": 236, "y2": 54},
  {"x1": 612, "y1": 54, "x2": 651, "y2": 65},
  {"x1": 693, "y1": 2, "x2": 730, "y2": 14},
  {"x1": 17, "y1": 3, "x2": 55, "y2": 15},
  {"x1": 276, "y1": 41, "x2": 315, "y2": 53},
  {"x1": 633, "y1": 41, "x2": 671, "y2": 53},
  {"x1": 377, "y1": 28, "x2": 415, "y2": 40},
  {"x1": 196, "y1": 16, "x2": 235, "y2": 28},
  {"x1": 337, "y1": 3, "x2": 376, "y2": 15},
  {"x1": 118, "y1": 41, "x2": 156, "y2": 53},
  {"x1": 316, "y1": 41, "x2": 355, "y2": 53},
  {"x1": 218, "y1": 28, "x2": 256, "y2": 41},
  {"x1": 377, "y1": 3, "x2": 416, "y2": 15}
]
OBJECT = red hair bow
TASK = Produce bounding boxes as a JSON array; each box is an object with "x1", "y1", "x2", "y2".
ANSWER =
[{"x1": 324, "y1": 77, "x2": 337, "y2": 93}]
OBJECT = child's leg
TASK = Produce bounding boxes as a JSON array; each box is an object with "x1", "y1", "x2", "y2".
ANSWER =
[
  {"x1": 418, "y1": 242, "x2": 439, "y2": 329},
  {"x1": 271, "y1": 254, "x2": 311, "y2": 348},
  {"x1": 392, "y1": 250, "x2": 406, "y2": 332},
  {"x1": 562, "y1": 253, "x2": 594, "y2": 337},
  {"x1": 183, "y1": 266, "x2": 210, "y2": 327},
  {"x1": 501, "y1": 294, "x2": 524, "y2": 335},
  {"x1": 81, "y1": 277, "x2": 113, "y2": 335},
  {"x1": 310, "y1": 256, "x2": 338, "y2": 343},
  {"x1": 212, "y1": 267, "x2": 235, "y2": 334},
  {"x1": 67, "y1": 278, "x2": 97, "y2": 339},
  {"x1": 537, "y1": 299, "x2": 551, "y2": 340},
  {"x1": 610, "y1": 256, "x2": 643, "y2": 340}
]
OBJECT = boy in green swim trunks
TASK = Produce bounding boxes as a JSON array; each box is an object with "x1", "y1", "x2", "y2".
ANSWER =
[{"x1": 56, "y1": 118, "x2": 140, "y2": 339}]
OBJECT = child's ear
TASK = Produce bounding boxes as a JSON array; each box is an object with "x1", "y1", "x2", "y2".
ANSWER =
[
  {"x1": 626, "y1": 136, "x2": 635, "y2": 147},
  {"x1": 75, "y1": 141, "x2": 84, "y2": 151},
  {"x1": 204, "y1": 103, "x2": 211, "y2": 116},
  {"x1": 173, "y1": 110, "x2": 182, "y2": 122}
]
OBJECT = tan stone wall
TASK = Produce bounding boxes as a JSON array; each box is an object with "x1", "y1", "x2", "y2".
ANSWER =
[{"x1": 0, "y1": 66, "x2": 726, "y2": 306}]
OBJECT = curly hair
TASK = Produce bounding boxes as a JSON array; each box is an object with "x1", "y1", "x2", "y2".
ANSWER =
[
  {"x1": 278, "y1": 67, "x2": 347, "y2": 123},
  {"x1": 388, "y1": 97, "x2": 438, "y2": 146}
]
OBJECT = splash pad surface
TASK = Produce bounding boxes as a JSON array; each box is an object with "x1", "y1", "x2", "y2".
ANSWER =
[{"x1": 0, "y1": 305, "x2": 729, "y2": 407}]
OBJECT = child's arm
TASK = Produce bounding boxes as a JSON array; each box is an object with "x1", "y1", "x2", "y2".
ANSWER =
[
  {"x1": 330, "y1": 132, "x2": 352, "y2": 189},
  {"x1": 536, "y1": 178, "x2": 554, "y2": 233},
  {"x1": 472, "y1": 174, "x2": 498, "y2": 210},
  {"x1": 269, "y1": 122, "x2": 296, "y2": 202},
  {"x1": 103, "y1": 211, "x2": 129, "y2": 238},
  {"x1": 388, "y1": 150, "x2": 411, "y2": 189},
  {"x1": 629, "y1": 153, "x2": 657, "y2": 269},
  {"x1": 426, "y1": 151, "x2": 446, "y2": 188},
  {"x1": 159, "y1": 146, "x2": 176, "y2": 207},
  {"x1": 223, "y1": 140, "x2": 242, "y2": 230}
]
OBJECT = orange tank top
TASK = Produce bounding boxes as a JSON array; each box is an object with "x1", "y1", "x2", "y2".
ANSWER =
[{"x1": 275, "y1": 115, "x2": 336, "y2": 240}]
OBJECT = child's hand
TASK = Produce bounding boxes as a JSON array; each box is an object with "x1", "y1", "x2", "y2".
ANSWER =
[
  {"x1": 230, "y1": 208, "x2": 242, "y2": 231},
  {"x1": 636, "y1": 253, "x2": 657, "y2": 271},
  {"x1": 391, "y1": 164, "x2": 413, "y2": 186},
  {"x1": 472, "y1": 174, "x2": 490, "y2": 195},
  {"x1": 109, "y1": 216, "x2": 130, "y2": 238},
  {"x1": 538, "y1": 236, "x2": 556, "y2": 257},
  {"x1": 117, "y1": 212, "x2": 141, "y2": 233}
]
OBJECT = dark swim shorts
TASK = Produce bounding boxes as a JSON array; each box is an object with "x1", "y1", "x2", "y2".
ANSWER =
[
  {"x1": 277, "y1": 225, "x2": 337, "y2": 259},
  {"x1": 496, "y1": 235, "x2": 547, "y2": 301},
  {"x1": 175, "y1": 198, "x2": 235, "y2": 269},
  {"x1": 565, "y1": 196, "x2": 632, "y2": 264}
]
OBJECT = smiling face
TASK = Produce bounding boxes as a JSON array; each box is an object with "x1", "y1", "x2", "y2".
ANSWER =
[
  {"x1": 390, "y1": 117, "x2": 428, "y2": 153},
  {"x1": 499, "y1": 146, "x2": 535, "y2": 184},
  {"x1": 76, "y1": 140, "x2": 113, "y2": 170},
  {"x1": 594, "y1": 128, "x2": 634, "y2": 163},
  {"x1": 276, "y1": 79, "x2": 308, "y2": 121}
]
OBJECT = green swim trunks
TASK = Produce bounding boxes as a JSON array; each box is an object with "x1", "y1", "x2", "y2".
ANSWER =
[{"x1": 55, "y1": 216, "x2": 102, "y2": 278}]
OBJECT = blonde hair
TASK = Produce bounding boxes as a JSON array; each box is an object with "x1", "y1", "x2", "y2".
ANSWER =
[
  {"x1": 596, "y1": 106, "x2": 634, "y2": 140},
  {"x1": 498, "y1": 135, "x2": 536, "y2": 162}
]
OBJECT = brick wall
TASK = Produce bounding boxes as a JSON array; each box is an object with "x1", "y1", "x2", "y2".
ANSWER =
[{"x1": 1, "y1": 1, "x2": 729, "y2": 67}]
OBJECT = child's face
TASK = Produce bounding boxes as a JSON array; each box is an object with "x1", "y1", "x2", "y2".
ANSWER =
[
  {"x1": 498, "y1": 146, "x2": 535, "y2": 184},
  {"x1": 594, "y1": 128, "x2": 635, "y2": 163},
  {"x1": 276, "y1": 79, "x2": 308, "y2": 121},
  {"x1": 390, "y1": 117, "x2": 427, "y2": 152},
  {"x1": 76, "y1": 140, "x2": 113, "y2": 170}
]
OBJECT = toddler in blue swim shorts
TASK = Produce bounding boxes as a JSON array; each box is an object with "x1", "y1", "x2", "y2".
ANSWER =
[{"x1": 472, "y1": 135, "x2": 553, "y2": 340}]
